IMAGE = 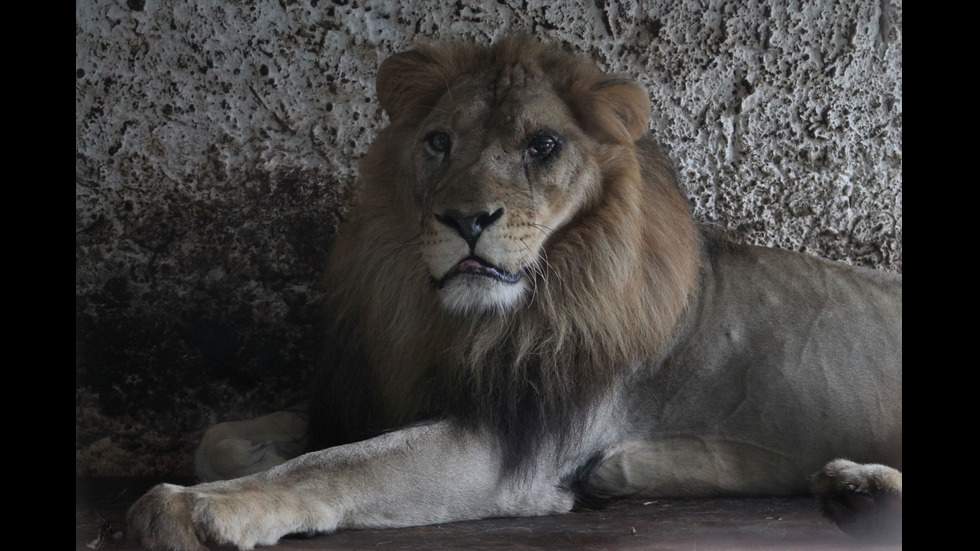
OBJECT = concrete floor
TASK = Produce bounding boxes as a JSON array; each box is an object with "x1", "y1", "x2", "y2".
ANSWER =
[{"x1": 76, "y1": 477, "x2": 900, "y2": 550}]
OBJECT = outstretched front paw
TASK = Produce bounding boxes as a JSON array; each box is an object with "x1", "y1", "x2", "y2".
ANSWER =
[
  {"x1": 127, "y1": 479, "x2": 317, "y2": 550},
  {"x1": 810, "y1": 459, "x2": 901, "y2": 541},
  {"x1": 127, "y1": 483, "x2": 209, "y2": 551}
]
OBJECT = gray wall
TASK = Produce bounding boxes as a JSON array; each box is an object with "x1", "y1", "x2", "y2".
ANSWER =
[{"x1": 75, "y1": 0, "x2": 902, "y2": 477}]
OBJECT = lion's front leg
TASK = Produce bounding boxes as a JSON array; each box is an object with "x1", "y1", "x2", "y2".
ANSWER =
[
  {"x1": 194, "y1": 409, "x2": 309, "y2": 482},
  {"x1": 809, "y1": 459, "x2": 902, "y2": 541},
  {"x1": 127, "y1": 420, "x2": 575, "y2": 550}
]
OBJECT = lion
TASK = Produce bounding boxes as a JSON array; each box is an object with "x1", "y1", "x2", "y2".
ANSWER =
[{"x1": 128, "y1": 36, "x2": 902, "y2": 550}]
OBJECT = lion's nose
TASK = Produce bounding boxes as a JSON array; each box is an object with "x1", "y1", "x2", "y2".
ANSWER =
[{"x1": 435, "y1": 208, "x2": 504, "y2": 249}]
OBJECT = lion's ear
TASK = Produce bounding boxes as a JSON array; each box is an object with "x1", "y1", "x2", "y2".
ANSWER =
[
  {"x1": 376, "y1": 47, "x2": 464, "y2": 122},
  {"x1": 376, "y1": 50, "x2": 432, "y2": 120},
  {"x1": 574, "y1": 78, "x2": 651, "y2": 144}
]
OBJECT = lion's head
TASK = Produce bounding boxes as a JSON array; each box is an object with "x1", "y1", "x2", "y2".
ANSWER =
[
  {"x1": 372, "y1": 37, "x2": 663, "y2": 315},
  {"x1": 312, "y1": 37, "x2": 703, "y2": 457}
]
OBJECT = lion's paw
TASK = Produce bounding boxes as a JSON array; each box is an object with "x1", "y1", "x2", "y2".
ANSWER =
[
  {"x1": 128, "y1": 481, "x2": 313, "y2": 550},
  {"x1": 810, "y1": 459, "x2": 902, "y2": 541},
  {"x1": 126, "y1": 483, "x2": 210, "y2": 551}
]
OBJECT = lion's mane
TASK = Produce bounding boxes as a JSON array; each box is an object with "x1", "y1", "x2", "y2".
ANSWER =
[{"x1": 309, "y1": 37, "x2": 703, "y2": 464}]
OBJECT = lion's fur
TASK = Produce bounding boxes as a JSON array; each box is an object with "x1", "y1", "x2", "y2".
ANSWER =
[
  {"x1": 309, "y1": 37, "x2": 701, "y2": 460},
  {"x1": 129, "y1": 36, "x2": 901, "y2": 549}
]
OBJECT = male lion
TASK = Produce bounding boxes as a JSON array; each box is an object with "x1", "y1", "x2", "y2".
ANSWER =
[{"x1": 128, "y1": 36, "x2": 902, "y2": 550}]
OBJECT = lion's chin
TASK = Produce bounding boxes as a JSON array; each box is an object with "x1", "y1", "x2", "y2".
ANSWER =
[{"x1": 437, "y1": 275, "x2": 526, "y2": 315}]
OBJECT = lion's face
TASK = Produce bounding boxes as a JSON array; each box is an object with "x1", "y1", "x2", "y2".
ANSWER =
[
  {"x1": 366, "y1": 40, "x2": 653, "y2": 316},
  {"x1": 408, "y1": 72, "x2": 602, "y2": 314}
]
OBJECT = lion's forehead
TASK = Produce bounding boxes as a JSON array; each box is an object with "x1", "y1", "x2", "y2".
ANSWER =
[{"x1": 432, "y1": 74, "x2": 576, "y2": 142}]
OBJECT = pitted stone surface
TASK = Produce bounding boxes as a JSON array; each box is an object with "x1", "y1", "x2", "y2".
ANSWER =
[{"x1": 76, "y1": 1, "x2": 901, "y2": 476}]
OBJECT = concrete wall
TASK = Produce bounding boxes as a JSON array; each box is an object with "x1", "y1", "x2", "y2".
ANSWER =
[{"x1": 75, "y1": 0, "x2": 902, "y2": 477}]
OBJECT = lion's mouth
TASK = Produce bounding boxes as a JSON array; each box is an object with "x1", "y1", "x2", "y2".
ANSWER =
[{"x1": 438, "y1": 256, "x2": 522, "y2": 288}]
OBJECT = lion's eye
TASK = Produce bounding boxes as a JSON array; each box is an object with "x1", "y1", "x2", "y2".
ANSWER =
[
  {"x1": 527, "y1": 133, "x2": 559, "y2": 159},
  {"x1": 425, "y1": 131, "x2": 452, "y2": 154}
]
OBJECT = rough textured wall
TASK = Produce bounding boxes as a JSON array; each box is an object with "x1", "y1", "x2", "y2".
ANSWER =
[{"x1": 75, "y1": 0, "x2": 902, "y2": 477}]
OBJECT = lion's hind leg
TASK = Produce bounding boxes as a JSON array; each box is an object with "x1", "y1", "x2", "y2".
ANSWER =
[
  {"x1": 194, "y1": 408, "x2": 309, "y2": 482},
  {"x1": 810, "y1": 459, "x2": 902, "y2": 541}
]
